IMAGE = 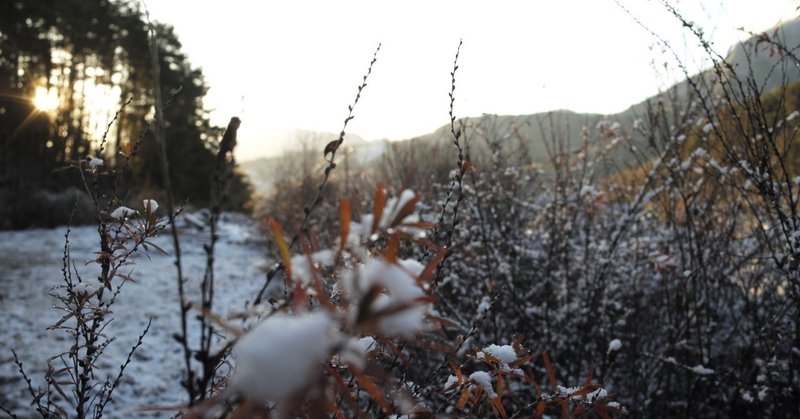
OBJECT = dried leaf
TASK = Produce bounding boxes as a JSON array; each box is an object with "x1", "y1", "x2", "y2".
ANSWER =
[
  {"x1": 570, "y1": 384, "x2": 600, "y2": 397},
  {"x1": 584, "y1": 362, "x2": 595, "y2": 386},
  {"x1": 491, "y1": 395, "x2": 508, "y2": 418},
  {"x1": 371, "y1": 184, "x2": 386, "y2": 234},
  {"x1": 542, "y1": 349, "x2": 557, "y2": 392},
  {"x1": 385, "y1": 232, "x2": 400, "y2": 263},
  {"x1": 339, "y1": 197, "x2": 351, "y2": 253},
  {"x1": 496, "y1": 374, "x2": 505, "y2": 400},
  {"x1": 268, "y1": 218, "x2": 291, "y2": 280},
  {"x1": 351, "y1": 365, "x2": 390, "y2": 412},
  {"x1": 456, "y1": 387, "x2": 470, "y2": 410},
  {"x1": 389, "y1": 193, "x2": 420, "y2": 227},
  {"x1": 417, "y1": 247, "x2": 448, "y2": 286},
  {"x1": 534, "y1": 401, "x2": 546, "y2": 419}
]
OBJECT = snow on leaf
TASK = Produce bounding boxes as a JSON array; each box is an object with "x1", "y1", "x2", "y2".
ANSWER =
[
  {"x1": 444, "y1": 374, "x2": 459, "y2": 391},
  {"x1": 482, "y1": 344, "x2": 517, "y2": 364},
  {"x1": 231, "y1": 311, "x2": 334, "y2": 401},
  {"x1": 89, "y1": 157, "x2": 104, "y2": 170},
  {"x1": 110, "y1": 206, "x2": 137, "y2": 220},
  {"x1": 607, "y1": 339, "x2": 622, "y2": 353},
  {"x1": 143, "y1": 199, "x2": 158, "y2": 213},
  {"x1": 690, "y1": 365, "x2": 714, "y2": 375},
  {"x1": 469, "y1": 371, "x2": 497, "y2": 399},
  {"x1": 345, "y1": 257, "x2": 430, "y2": 338}
]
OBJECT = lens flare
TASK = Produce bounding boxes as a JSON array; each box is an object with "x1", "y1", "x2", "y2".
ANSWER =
[{"x1": 33, "y1": 86, "x2": 59, "y2": 112}]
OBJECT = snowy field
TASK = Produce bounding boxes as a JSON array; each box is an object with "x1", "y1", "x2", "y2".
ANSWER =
[{"x1": 0, "y1": 214, "x2": 270, "y2": 417}]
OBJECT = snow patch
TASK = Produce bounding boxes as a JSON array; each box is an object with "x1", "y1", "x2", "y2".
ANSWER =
[
  {"x1": 469, "y1": 371, "x2": 497, "y2": 399},
  {"x1": 231, "y1": 311, "x2": 335, "y2": 401},
  {"x1": 607, "y1": 339, "x2": 622, "y2": 353}
]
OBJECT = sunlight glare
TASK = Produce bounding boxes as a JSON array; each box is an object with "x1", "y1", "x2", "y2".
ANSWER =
[{"x1": 33, "y1": 86, "x2": 59, "y2": 112}]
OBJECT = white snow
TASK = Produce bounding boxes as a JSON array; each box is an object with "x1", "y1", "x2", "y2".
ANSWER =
[
  {"x1": 690, "y1": 365, "x2": 714, "y2": 375},
  {"x1": 143, "y1": 199, "x2": 159, "y2": 213},
  {"x1": 230, "y1": 311, "x2": 334, "y2": 401},
  {"x1": 291, "y1": 249, "x2": 336, "y2": 286},
  {"x1": 607, "y1": 339, "x2": 622, "y2": 353},
  {"x1": 349, "y1": 189, "x2": 421, "y2": 239},
  {"x1": 110, "y1": 206, "x2": 137, "y2": 219},
  {"x1": 475, "y1": 296, "x2": 491, "y2": 320},
  {"x1": 757, "y1": 387, "x2": 769, "y2": 401},
  {"x1": 0, "y1": 220, "x2": 268, "y2": 416},
  {"x1": 482, "y1": 344, "x2": 517, "y2": 364},
  {"x1": 692, "y1": 147, "x2": 709, "y2": 159},
  {"x1": 89, "y1": 157, "x2": 104, "y2": 170},
  {"x1": 72, "y1": 281, "x2": 102, "y2": 300},
  {"x1": 333, "y1": 336, "x2": 376, "y2": 369},
  {"x1": 469, "y1": 371, "x2": 497, "y2": 399},
  {"x1": 444, "y1": 375, "x2": 459, "y2": 391},
  {"x1": 343, "y1": 257, "x2": 430, "y2": 338},
  {"x1": 702, "y1": 122, "x2": 714, "y2": 134},
  {"x1": 558, "y1": 385, "x2": 608, "y2": 401}
]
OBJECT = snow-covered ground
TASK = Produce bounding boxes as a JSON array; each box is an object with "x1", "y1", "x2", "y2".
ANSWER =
[{"x1": 0, "y1": 214, "x2": 270, "y2": 417}]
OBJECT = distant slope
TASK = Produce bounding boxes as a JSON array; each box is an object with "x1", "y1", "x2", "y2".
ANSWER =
[
  {"x1": 240, "y1": 131, "x2": 387, "y2": 195},
  {"x1": 242, "y1": 18, "x2": 800, "y2": 192}
]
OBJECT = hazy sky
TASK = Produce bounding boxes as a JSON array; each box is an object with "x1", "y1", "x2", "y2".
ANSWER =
[{"x1": 143, "y1": 0, "x2": 798, "y2": 160}]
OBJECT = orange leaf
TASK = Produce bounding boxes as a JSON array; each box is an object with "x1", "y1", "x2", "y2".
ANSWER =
[
  {"x1": 584, "y1": 362, "x2": 596, "y2": 386},
  {"x1": 472, "y1": 385, "x2": 483, "y2": 405},
  {"x1": 496, "y1": 374, "x2": 505, "y2": 400},
  {"x1": 417, "y1": 247, "x2": 448, "y2": 286},
  {"x1": 327, "y1": 366, "x2": 363, "y2": 416},
  {"x1": 291, "y1": 278, "x2": 307, "y2": 312},
  {"x1": 324, "y1": 398, "x2": 347, "y2": 419},
  {"x1": 491, "y1": 396, "x2": 508, "y2": 418},
  {"x1": 456, "y1": 388, "x2": 470, "y2": 410},
  {"x1": 570, "y1": 384, "x2": 600, "y2": 397},
  {"x1": 339, "y1": 197, "x2": 351, "y2": 253},
  {"x1": 429, "y1": 315, "x2": 459, "y2": 329},
  {"x1": 559, "y1": 398, "x2": 570, "y2": 419},
  {"x1": 595, "y1": 408, "x2": 612, "y2": 419},
  {"x1": 389, "y1": 193, "x2": 420, "y2": 227},
  {"x1": 385, "y1": 232, "x2": 400, "y2": 263},
  {"x1": 451, "y1": 364, "x2": 464, "y2": 383},
  {"x1": 306, "y1": 253, "x2": 333, "y2": 310},
  {"x1": 594, "y1": 403, "x2": 627, "y2": 416},
  {"x1": 268, "y1": 218, "x2": 291, "y2": 280},
  {"x1": 532, "y1": 372, "x2": 542, "y2": 397},
  {"x1": 371, "y1": 183, "x2": 386, "y2": 234},
  {"x1": 351, "y1": 365, "x2": 390, "y2": 412},
  {"x1": 534, "y1": 401, "x2": 546, "y2": 419},
  {"x1": 509, "y1": 353, "x2": 534, "y2": 369},
  {"x1": 542, "y1": 350, "x2": 557, "y2": 393}
]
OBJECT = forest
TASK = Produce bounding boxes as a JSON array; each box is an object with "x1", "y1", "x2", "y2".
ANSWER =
[
  {"x1": 1, "y1": 0, "x2": 800, "y2": 418},
  {"x1": 0, "y1": 0, "x2": 251, "y2": 230}
]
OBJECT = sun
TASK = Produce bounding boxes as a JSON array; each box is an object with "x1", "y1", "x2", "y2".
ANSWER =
[{"x1": 32, "y1": 86, "x2": 59, "y2": 112}]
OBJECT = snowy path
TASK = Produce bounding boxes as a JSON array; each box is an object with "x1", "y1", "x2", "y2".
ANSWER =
[{"x1": 0, "y1": 216, "x2": 270, "y2": 417}]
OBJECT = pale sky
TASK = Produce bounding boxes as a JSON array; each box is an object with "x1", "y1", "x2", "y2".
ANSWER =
[{"x1": 143, "y1": 0, "x2": 799, "y2": 160}]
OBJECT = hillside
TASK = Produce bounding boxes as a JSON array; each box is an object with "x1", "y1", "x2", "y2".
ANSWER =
[{"x1": 241, "y1": 18, "x2": 800, "y2": 193}]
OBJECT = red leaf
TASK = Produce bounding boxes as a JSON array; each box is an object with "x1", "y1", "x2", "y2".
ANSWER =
[
  {"x1": 339, "y1": 197, "x2": 351, "y2": 253},
  {"x1": 351, "y1": 365, "x2": 390, "y2": 412},
  {"x1": 491, "y1": 395, "x2": 508, "y2": 418},
  {"x1": 584, "y1": 362, "x2": 595, "y2": 386},
  {"x1": 456, "y1": 388, "x2": 470, "y2": 410},
  {"x1": 385, "y1": 232, "x2": 400, "y2": 263},
  {"x1": 371, "y1": 183, "x2": 386, "y2": 234},
  {"x1": 570, "y1": 384, "x2": 600, "y2": 397},
  {"x1": 542, "y1": 349, "x2": 557, "y2": 393},
  {"x1": 534, "y1": 401, "x2": 546, "y2": 419},
  {"x1": 389, "y1": 193, "x2": 420, "y2": 227},
  {"x1": 268, "y1": 218, "x2": 292, "y2": 280}
]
